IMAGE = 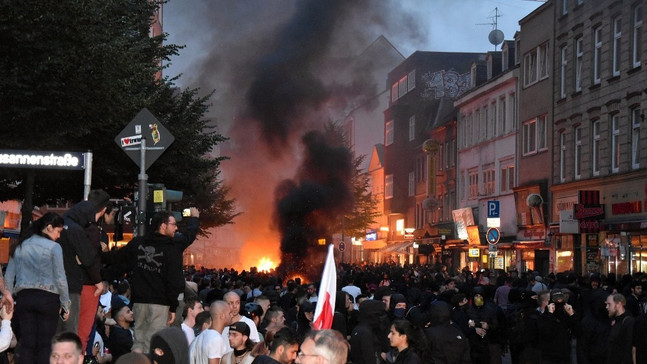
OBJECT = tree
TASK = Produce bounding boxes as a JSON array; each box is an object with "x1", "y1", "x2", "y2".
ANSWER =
[
  {"x1": 322, "y1": 121, "x2": 379, "y2": 239},
  {"x1": 0, "y1": 0, "x2": 236, "y2": 230}
]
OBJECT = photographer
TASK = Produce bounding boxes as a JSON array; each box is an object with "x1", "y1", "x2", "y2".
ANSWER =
[{"x1": 537, "y1": 290, "x2": 578, "y2": 364}]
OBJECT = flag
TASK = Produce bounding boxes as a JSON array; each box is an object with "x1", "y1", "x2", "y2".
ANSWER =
[{"x1": 312, "y1": 244, "x2": 336, "y2": 329}]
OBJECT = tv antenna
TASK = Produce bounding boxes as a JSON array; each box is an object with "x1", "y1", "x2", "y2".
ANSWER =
[{"x1": 477, "y1": 7, "x2": 504, "y2": 51}]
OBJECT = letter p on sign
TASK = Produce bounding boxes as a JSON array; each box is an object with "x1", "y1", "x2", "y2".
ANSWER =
[{"x1": 487, "y1": 201, "x2": 500, "y2": 218}]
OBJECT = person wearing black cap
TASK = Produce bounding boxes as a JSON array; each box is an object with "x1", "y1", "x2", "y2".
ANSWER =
[
  {"x1": 108, "y1": 299, "x2": 134, "y2": 362},
  {"x1": 222, "y1": 322, "x2": 255, "y2": 364}
]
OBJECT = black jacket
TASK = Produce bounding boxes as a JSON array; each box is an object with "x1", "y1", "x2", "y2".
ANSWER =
[
  {"x1": 58, "y1": 201, "x2": 100, "y2": 294},
  {"x1": 108, "y1": 325, "x2": 133, "y2": 362},
  {"x1": 112, "y1": 232, "x2": 184, "y2": 311}
]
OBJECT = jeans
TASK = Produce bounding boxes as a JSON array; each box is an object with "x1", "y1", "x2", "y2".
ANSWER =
[{"x1": 14, "y1": 289, "x2": 60, "y2": 364}]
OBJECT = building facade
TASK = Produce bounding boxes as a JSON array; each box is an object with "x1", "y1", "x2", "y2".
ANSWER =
[{"x1": 551, "y1": 0, "x2": 647, "y2": 276}]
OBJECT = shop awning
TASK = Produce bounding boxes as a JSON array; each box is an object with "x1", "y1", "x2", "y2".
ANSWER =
[
  {"x1": 362, "y1": 239, "x2": 386, "y2": 250},
  {"x1": 377, "y1": 241, "x2": 414, "y2": 253}
]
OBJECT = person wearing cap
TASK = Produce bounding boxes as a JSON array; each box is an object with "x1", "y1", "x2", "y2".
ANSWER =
[
  {"x1": 530, "y1": 275, "x2": 547, "y2": 294},
  {"x1": 222, "y1": 292, "x2": 261, "y2": 343},
  {"x1": 222, "y1": 322, "x2": 255, "y2": 364},
  {"x1": 295, "y1": 301, "x2": 314, "y2": 343},
  {"x1": 536, "y1": 289, "x2": 577, "y2": 364},
  {"x1": 108, "y1": 299, "x2": 135, "y2": 362}
]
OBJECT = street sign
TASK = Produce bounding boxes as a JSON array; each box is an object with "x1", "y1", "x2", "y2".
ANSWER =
[
  {"x1": 339, "y1": 241, "x2": 345, "y2": 252},
  {"x1": 487, "y1": 201, "x2": 500, "y2": 218},
  {"x1": 115, "y1": 108, "x2": 175, "y2": 170},
  {"x1": 486, "y1": 227, "x2": 501, "y2": 245}
]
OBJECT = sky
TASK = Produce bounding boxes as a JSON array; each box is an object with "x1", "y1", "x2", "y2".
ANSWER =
[
  {"x1": 163, "y1": 0, "x2": 544, "y2": 93},
  {"x1": 159, "y1": 0, "x2": 545, "y2": 270}
]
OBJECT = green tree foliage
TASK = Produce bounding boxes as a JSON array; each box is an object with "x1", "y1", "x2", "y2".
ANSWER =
[
  {"x1": 0, "y1": 0, "x2": 236, "y2": 229},
  {"x1": 322, "y1": 121, "x2": 379, "y2": 238}
]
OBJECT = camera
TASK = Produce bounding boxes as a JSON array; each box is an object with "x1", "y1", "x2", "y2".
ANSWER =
[{"x1": 182, "y1": 208, "x2": 191, "y2": 217}]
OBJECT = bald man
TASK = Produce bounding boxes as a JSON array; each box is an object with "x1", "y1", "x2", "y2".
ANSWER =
[{"x1": 190, "y1": 301, "x2": 231, "y2": 364}]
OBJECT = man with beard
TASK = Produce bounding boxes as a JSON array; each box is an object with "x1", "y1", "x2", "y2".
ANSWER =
[
  {"x1": 250, "y1": 327, "x2": 299, "y2": 364},
  {"x1": 625, "y1": 281, "x2": 643, "y2": 317},
  {"x1": 605, "y1": 293, "x2": 634, "y2": 364}
]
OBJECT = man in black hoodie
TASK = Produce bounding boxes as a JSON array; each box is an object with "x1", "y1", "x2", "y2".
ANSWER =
[
  {"x1": 109, "y1": 210, "x2": 199, "y2": 353},
  {"x1": 58, "y1": 193, "x2": 110, "y2": 338}
]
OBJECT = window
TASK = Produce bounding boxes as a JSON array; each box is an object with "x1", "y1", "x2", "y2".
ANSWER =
[
  {"x1": 391, "y1": 71, "x2": 416, "y2": 102},
  {"x1": 611, "y1": 114, "x2": 620, "y2": 173},
  {"x1": 385, "y1": 120, "x2": 394, "y2": 146},
  {"x1": 491, "y1": 101, "x2": 498, "y2": 137},
  {"x1": 471, "y1": 63, "x2": 477, "y2": 87},
  {"x1": 540, "y1": 42, "x2": 549, "y2": 79},
  {"x1": 562, "y1": 0, "x2": 568, "y2": 15},
  {"x1": 483, "y1": 168, "x2": 495, "y2": 196},
  {"x1": 560, "y1": 46, "x2": 568, "y2": 98},
  {"x1": 560, "y1": 131, "x2": 567, "y2": 182},
  {"x1": 592, "y1": 119, "x2": 601, "y2": 175},
  {"x1": 633, "y1": 5, "x2": 643, "y2": 68},
  {"x1": 408, "y1": 115, "x2": 415, "y2": 141},
  {"x1": 469, "y1": 170, "x2": 479, "y2": 199},
  {"x1": 500, "y1": 162, "x2": 515, "y2": 193},
  {"x1": 613, "y1": 17, "x2": 622, "y2": 76},
  {"x1": 524, "y1": 47, "x2": 538, "y2": 86},
  {"x1": 498, "y1": 96, "x2": 506, "y2": 133},
  {"x1": 575, "y1": 37, "x2": 583, "y2": 92},
  {"x1": 385, "y1": 174, "x2": 394, "y2": 199},
  {"x1": 407, "y1": 70, "x2": 416, "y2": 92},
  {"x1": 574, "y1": 126, "x2": 583, "y2": 179},
  {"x1": 593, "y1": 26, "x2": 602, "y2": 84},
  {"x1": 408, "y1": 172, "x2": 415, "y2": 197},
  {"x1": 632, "y1": 108, "x2": 641, "y2": 169},
  {"x1": 522, "y1": 115, "x2": 547, "y2": 155}
]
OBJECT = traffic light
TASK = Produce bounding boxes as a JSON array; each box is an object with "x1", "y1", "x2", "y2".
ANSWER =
[{"x1": 146, "y1": 183, "x2": 184, "y2": 222}]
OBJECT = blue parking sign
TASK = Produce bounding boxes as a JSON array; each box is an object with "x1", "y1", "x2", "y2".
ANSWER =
[{"x1": 487, "y1": 201, "x2": 500, "y2": 218}]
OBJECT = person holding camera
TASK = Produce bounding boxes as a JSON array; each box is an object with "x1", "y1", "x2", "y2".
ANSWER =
[{"x1": 537, "y1": 290, "x2": 577, "y2": 364}]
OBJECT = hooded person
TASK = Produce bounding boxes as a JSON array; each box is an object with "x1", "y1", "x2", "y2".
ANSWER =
[
  {"x1": 149, "y1": 327, "x2": 189, "y2": 364},
  {"x1": 350, "y1": 299, "x2": 389, "y2": 364},
  {"x1": 422, "y1": 301, "x2": 471, "y2": 364},
  {"x1": 389, "y1": 293, "x2": 408, "y2": 320},
  {"x1": 58, "y1": 199, "x2": 108, "y2": 338}
]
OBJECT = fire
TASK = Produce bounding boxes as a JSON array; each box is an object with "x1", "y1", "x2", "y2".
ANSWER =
[{"x1": 257, "y1": 257, "x2": 277, "y2": 272}]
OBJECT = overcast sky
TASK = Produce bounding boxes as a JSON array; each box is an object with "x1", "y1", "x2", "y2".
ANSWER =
[{"x1": 163, "y1": 0, "x2": 544, "y2": 90}]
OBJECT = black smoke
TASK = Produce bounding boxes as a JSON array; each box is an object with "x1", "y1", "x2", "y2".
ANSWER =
[{"x1": 274, "y1": 130, "x2": 354, "y2": 280}]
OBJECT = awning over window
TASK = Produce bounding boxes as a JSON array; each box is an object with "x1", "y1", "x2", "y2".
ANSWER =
[
  {"x1": 376, "y1": 241, "x2": 414, "y2": 253},
  {"x1": 362, "y1": 239, "x2": 387, "y2": 250}
]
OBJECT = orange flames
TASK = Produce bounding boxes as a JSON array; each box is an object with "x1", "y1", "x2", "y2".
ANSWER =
[{"x1": 257, "y1": 257, "x2": 278, "y2": 272}]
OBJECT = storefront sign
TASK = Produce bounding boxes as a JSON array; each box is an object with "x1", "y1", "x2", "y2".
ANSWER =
[
  {"x1": 0, "y1": 150, "x2": 85, "y2": 170},
  {"x1": 452, "y1": 207, "x2": 475, "y2": 240},
  {"x1": 468, "y1": 248, "x2": 480, "y2": 257},
  {"x1": 467, "y1": 225, "x2": 481, "y2": 245},
  {"x1": 559, "y1": 210, "x2": 579, "y2": 234},
  {"x1": 611, "y1": 201, "x2": 642, "y2": 215},
  {"x1": 574, "y1": 204, "x2": 605, "y2": 219}
]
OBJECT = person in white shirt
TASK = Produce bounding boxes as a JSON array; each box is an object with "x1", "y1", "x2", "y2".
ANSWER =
[
  {"x1": 190, "y1": 301, "x2": 231, "y2": 364},
  {"x1": 221, "y1": 291, "x2": 260, "y2": 343},
  {"x1": 182, "y1": 296, "x2": 205, "y2": 345}
]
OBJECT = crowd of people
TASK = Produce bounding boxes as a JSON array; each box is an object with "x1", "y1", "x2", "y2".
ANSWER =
[{"x1": 0, "y1": 191, "x2": 646, "y2": 364}]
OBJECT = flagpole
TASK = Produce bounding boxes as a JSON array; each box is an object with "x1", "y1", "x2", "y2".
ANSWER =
[{"x1": 312, "y1": 244, "x2": 337, "y2": 330}]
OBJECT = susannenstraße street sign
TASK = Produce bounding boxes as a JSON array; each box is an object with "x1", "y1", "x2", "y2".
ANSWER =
[{"x1": 115, "y1": 108, "x2": 174, "y2": 170}]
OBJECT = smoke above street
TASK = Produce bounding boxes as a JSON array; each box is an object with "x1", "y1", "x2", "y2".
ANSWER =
[{"x1": 166, "y1": 0, "x2": 425, "y2": 274}]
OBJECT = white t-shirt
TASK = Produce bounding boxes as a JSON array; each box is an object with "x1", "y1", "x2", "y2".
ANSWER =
[
  {"x1": 182, "y1": 322, "x2": 196, "y2": 345},
  {"x1": 189, "y1": 329, "x2": 228, "y2": 364},
  {"x1": 221, "y1": 315, "x2": 260, "y2": 344}
]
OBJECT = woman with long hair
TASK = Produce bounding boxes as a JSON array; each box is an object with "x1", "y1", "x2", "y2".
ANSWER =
[
  {"x1": 386, "y1": 319, "x2": 423, "y2": 364},
  {"x1": 5, "y1": 212, "x2": 70, "y2": 364}
]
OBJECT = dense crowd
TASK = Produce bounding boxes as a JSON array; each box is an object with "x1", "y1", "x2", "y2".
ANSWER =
[{"x1": 0, "y1": 190, "x2": 645, "y2": 364}]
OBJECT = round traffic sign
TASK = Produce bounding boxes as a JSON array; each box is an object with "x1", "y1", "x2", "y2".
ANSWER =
[{"x1": 486, "y1": 227, "x2": 500, "y2": 245}]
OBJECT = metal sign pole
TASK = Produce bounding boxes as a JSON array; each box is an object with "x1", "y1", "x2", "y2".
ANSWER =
[
  {"x1": 137, "y1": 137, "x2": 148, "y2": 237},
  {"x1": 83, "y1": 151, "x2": 93, "y2": 200}
]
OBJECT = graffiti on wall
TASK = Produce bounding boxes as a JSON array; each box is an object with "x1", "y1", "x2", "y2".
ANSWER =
[{"x1": 421, "y1": 69, "x2": 471, "y2": 100}]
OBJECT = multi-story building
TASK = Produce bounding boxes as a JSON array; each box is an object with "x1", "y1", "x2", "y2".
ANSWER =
[
  {"x1": 383, "y1": 51, "x2": 484, "y2": 265},
  {"x1": 551, "y1": 0, "x2": 647, "y2": 276},
  {"x1": 455, "y1": 49, "x2": 520, "y2": 273},
  {"x1": 515, "y1": 1, "x2": 555, "y2": 275}
]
